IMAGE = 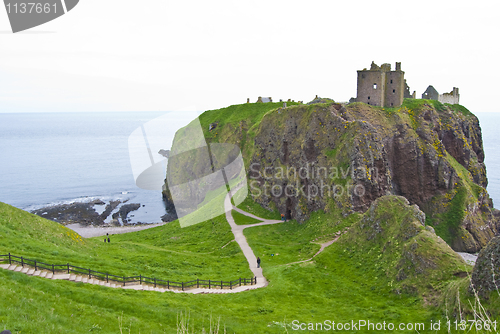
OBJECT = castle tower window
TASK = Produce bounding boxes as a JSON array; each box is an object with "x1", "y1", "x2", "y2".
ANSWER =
[
  {"x1": 368, "y1": 96, "x2": 370, "y2": 100},
  {"x1": 390, "y1": 80, "x2": 393, "y2": 84},
  {"x1": 373, "y1": 83, "x2": 377, "y2": 89},
  {"x1": 393, "y1": 89, "x2": 395, "y2": 93}
]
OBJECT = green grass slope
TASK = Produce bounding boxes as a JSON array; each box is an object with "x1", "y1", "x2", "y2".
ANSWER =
[
  {"x1": 337, "y1": 196, "x2": 469, "y2": 296},
  {"x1": 0, "y1": 202, "x2": 251, "y2": 281},
  {"x1": 231, "y1": 210, "x2": 262, "y2": 225},
  {"x1": 0, "y1": 196, "x2": 495, "y2": 333}
]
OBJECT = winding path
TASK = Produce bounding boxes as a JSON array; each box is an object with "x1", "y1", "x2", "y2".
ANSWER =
[
  {"x1": 224, "y1": 184, "x2": 284, "y2": 288},
  {"x1": 278, "y1": 231, "x2": 346, "y2": 267},
  {"x1": 0, "y1": 185, "x2": 339, "y2": 294}
]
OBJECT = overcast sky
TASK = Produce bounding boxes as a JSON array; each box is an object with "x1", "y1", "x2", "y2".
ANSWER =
[{"x1": 0, "y1": 0, "x2": 498, "y2": 113}]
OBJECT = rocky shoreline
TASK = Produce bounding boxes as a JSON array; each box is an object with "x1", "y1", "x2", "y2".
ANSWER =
[{"x1": 31, "y1": 199, "x2": 166, "y2": 227}]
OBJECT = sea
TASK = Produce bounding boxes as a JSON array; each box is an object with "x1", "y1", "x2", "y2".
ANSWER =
[
  {"x1": 0, "y1": 111, "x2": 171, "y2": 224},
  {"x1": 476, "y1": 112, "x2": 500, "y2": 207},
  {"x1": 0, "y1": 111, "x2": 499, "y2": 223}
]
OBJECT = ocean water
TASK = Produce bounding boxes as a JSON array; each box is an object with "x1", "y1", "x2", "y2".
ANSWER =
[
  {"x1": 476, "y1": 113, "x2": 500, "y2": 207},
  {"x1": 0, "y1": 111, "x2": 499, "y2": 223},
  {"x1": 0, "y1": 111, "x2": 169, "y2": 223}
]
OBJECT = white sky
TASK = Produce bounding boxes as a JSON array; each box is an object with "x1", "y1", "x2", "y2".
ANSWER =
[{"x1": 0, "y1": 0, "x2": 499, "y2": 113}]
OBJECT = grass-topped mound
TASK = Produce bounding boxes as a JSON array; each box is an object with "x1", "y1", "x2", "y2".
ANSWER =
[{"x1": 337, "y1": 195, "x2": 469, "y2": 297}]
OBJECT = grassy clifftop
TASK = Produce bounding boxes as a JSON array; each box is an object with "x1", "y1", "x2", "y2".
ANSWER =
[{"x1": 166, "y1": 98, "x2": 498, "y2": 253}]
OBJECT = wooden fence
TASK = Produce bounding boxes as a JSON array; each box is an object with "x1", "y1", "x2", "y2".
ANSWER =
[{"x1": 0, "y1": 253, "x2": 256, "y2": 291}]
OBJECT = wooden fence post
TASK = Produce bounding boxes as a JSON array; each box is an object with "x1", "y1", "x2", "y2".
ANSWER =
[
  {"x1": 106, "y1": 273, "x2": 109, "y2": 283},
  {"x1": 197, "y1": 278, "x2": 199, "y2": 289},
  {"x1": 8, "y1": 253, "x2": 11, "y2": 265},
  {"x1": 167, "y1": 280, "x2": 170, "y2": 289},
  {"x1": 67, "y1": 263, "x2": 70, "y2": 274},
  {"x1": 208, "y1": 279, "x2": 211, "y2": 289},
  {"x1": 239, "y1": 278, "x2": 241, "y2": 286},
  {"x1": 88, "y1": 269, "x2": 91, "y2": 279},
  {"x1": 52, "y1": 264, "x2": 55, "y2": 275},
  {"x1": 154, "y1": 278, "x2": 156, "y2": 288},
  {"x1": 140, "y1": 275, "x2": 142, "y2": 285},
  {"x1": 20, "y1": 256, "x2": 23, "y2": 267},
  {"x1": 220, "y1": 281, "x2": 223, "y2": 290},
  {"x1": 34, "y1": 260, "x2": 37, "y2": 271},
  {"x1": 182, "y1": 282, "x2": 184, "y2": 291},
  {"x1": 123, "y1": 276, "x2": 125, "y2": 286}
]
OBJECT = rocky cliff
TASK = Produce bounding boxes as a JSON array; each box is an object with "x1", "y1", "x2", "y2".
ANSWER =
[{"x1": 164, "y1": 99, "x2": 498, "y2": 252}]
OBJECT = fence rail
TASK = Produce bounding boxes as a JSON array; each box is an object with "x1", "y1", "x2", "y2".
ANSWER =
[{"x1": 0, "y1": 253, "x2": 256, "y2": 291}]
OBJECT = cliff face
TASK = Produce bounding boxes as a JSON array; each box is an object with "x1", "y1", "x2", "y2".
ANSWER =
[{"x1": 164, "y1": 99, "x2": 498, "y2": 252}]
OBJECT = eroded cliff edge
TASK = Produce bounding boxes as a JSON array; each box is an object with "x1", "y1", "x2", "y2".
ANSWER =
[{"x1": 164, "y1": 99, "x2": 499, "y2": 252}]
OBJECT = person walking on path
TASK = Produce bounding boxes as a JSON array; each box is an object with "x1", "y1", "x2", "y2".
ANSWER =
[
  {"x1": 257, "y1": 257, "x2": 261, "y2": 268},
  {"x1": 281, "y1": 214, "x2": 284, "y2": 221}
]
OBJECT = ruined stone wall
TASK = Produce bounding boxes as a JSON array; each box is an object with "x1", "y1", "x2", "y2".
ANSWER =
[
  {"x1": 422, "y1": 86, "x2": 438, "y2": 100},
  {"x1": 438, "y1": 88, "x2": 460, "y2": 104},
  {"x1": 356, "y1": 70, "x2": 385, "y2": 106},
  {"x1": 384, "y1": 71, "x2": 404, "y2": 107}
]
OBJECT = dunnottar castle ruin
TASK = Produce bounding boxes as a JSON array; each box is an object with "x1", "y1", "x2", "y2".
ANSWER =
[
  {"x1": 354, "y1": 61, "x2": 459, "y2": 107},
  {"x1": 250, "y1": 61, "x2": 459, "y2": 108}
]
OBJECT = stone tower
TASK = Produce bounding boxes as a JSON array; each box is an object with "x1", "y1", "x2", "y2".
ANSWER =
[{"x1": 356, "y1": 61, "x2": 405, "y2": 107}]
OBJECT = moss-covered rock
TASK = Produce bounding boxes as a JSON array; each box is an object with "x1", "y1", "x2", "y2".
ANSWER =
[
  {"x1": 470, "y1": 236, "x2": 500, "y2": 297},
  {"x1": 340, "y1": 195, "x2": 467, "y2": 295}
]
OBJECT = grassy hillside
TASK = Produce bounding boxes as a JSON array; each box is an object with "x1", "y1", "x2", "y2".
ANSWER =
[
  {"x1": 231, "y1": 210, "x2": 262, "y2": 225},
  {"x1": 2, "y1": 99, "x2": 499, "y2": 333},
  {"x1": 0, "y1": 202, "x2": 252, "y2": 281},
  {"x1": 0, "y1": 197, "x2": 464, "y2": 333},
  {"x1": 337, "y1": 196, "x2": 468, "y2": 295}
]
